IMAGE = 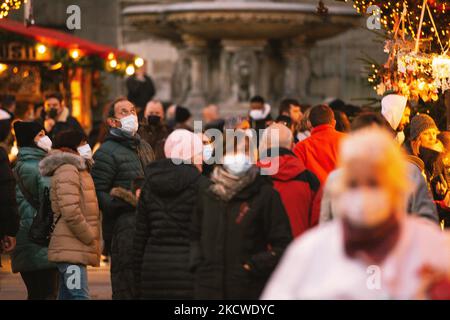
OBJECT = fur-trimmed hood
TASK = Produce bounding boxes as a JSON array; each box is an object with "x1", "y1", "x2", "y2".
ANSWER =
[
  {"x1": 39, "y1": 149, "x2": 86, "y2": 176},
  {"x1": 110, "y1": 187, "x2": 137, "y2": 207}
]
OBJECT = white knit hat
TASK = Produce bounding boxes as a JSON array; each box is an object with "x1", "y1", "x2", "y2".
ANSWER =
[{"x1": 164, "y1": 129, "x2": 203, "y2": 164}]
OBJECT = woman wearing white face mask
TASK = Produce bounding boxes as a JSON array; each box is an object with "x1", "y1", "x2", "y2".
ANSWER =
[
  {"x1": 191, "y1": 129, "x2": 292, "y2": 299},
  {"x1": 11, "y1": 121, "x2": 58, "y2": 300},
  {"x1": 39, "y1": 129, "x2": 101, "y2": 300},
  {"x1": 262, "y1": 128, "x2": 450, "y2": 300}
]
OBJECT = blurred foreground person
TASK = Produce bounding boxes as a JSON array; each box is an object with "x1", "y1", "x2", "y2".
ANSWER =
[
  {"x1": 109, "y1": 176, "x2": 144, "y2": 299},
  {"x1": 320, "y1": 113, "x2": 438, "y2": 224},
  {"x1": 191, "y1": 130, "x2": 292, "y2": 299},
  {"x1": 11, "y1": 121, "x2": 58, "y2": 299},
  {"x1": 258, "y1": 123, "x2": 321, "y2": 237},
  {"x1": 262, "y1": 128, "x2": 450, "y2": 299},
  {"x1": 133, "y1": 129, "x2": 205, "y2": 299},
  {"x1": 39, "y1": 130, "x2": 101, "y2": 300}
]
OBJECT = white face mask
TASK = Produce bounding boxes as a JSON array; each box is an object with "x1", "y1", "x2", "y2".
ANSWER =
[
  {"x1": 119, "y1": 115, "x2": 139, "y2": 136},
  {"x1": 77, "y1": 144, "x2": 93, "y2": 160},
  {"x1": 223, "y1": 154, "x2": 253, "y2": 177},
  {"x1": 336, "y1": 188, "x2": 391, "y2": 228},
  {"x1": 36, "y1": 135, "x2": 52, "y2": 152},
  {"x1": 203, "y1": 144, "x2": 214, "y2": 162},
  {"x1": 249, "y1": 109, "x2": 265, "y2": 121}
]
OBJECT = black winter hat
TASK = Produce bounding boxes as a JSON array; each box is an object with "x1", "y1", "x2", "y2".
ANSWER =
[
  {"x1": 175, "y1": 106, "x2": 191, "y2": 123},
  {"x1": 13, "y1": 121, "x2": 44, "y2": 148},
  {"x1": 53, "y1": 129, "x2": 87, "y2": 152}
]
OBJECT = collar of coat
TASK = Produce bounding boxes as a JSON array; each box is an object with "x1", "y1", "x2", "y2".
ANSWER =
[{"x1": 39, "y1": 149, "x2": 86, "y2": 177}]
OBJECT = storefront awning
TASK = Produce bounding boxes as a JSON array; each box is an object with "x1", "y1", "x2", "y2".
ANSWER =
[{"x1": 0, "y1": 18, "x2": 134, "y2": 60}]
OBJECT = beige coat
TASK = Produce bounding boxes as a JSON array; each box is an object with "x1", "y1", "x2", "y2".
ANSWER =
[{"x1": 39, "y1": 150, "x2": 101, "y2": 267}]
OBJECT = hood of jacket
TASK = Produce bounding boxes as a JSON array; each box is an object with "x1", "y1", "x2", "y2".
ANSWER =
[
  {"x1": 259, "y1": 148, "x2": 306, "y2": 181},
  {"x1": 39, "y1": 149, "x2": 86, "y2": 177},
  {"x1": 144, "y1": 158, "x2": 201, "y2": 196},
  {"x1": 17, "y1": 146, "x2": 47, "y2": 163},
  {"x1": 110, "y1": 187, "x2": 137, "y2": 207}
]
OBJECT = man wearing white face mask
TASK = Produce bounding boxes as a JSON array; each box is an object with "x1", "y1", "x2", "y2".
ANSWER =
[
  {"x1": 262, "y1": 128, "x2": 450, "y2": 300},
  {"x1": 91, "y1": 97, "x2": 155, "y2": 288},
  {"x1": 248, "y1": 96, "x2": 272, "y2": 146}
]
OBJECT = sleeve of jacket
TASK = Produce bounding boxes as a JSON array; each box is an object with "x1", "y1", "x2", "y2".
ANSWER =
[
  {"x1": 408, "y1": 164, "x2": 439, "y2": 223},
  {"x1": 248, "y1": 188, "x2": 293, "y2": 276},
  {"x1": 0, "y1": 149, "x2": 19, "y2": 237},
  {"x1": 91, "y1": 147, "x2": 115, "y2": 217},
  {"x1": 132, "y1": 185, "x2": 150, "y2": 298},
  {"x1": 54, "y1": 165, "x2": 94, "y2": 245},
  {"x1": 293, "y1": 141, "x2": 306, "y2": 164},
  {"x1": 310, "y1": 186, "x2": 323, "y2": 227}
]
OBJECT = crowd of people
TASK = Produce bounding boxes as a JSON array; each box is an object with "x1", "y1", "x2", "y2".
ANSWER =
[{"x1": 0, "y1": 90, "x2": 449, "y2": 300}]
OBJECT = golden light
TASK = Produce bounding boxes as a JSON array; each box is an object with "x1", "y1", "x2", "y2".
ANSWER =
[
  {"x1": 36, "y1": 43, "x2": 47, "y2": 54},
  {"x1": 134, "y1": 57, "x2": 144, "y2": 68},
  {"x1": 125, "y1": 64, "x2": 135, "y2": 76},
  {"x1": 69, "y1": 48, "x2": 81, "y2": 60},
  {"x1": 49, "y1": 62, "x2": 63, "y2": 70},
  {"x1": 0, "y1": 63, "x2": 7, "y2": 73},
  {"x1": 109, "y1": 59, "x2": 118, "y2": 69},
  {"x1": 107, "y1": 52, "x2": 115, "y2": 60}
]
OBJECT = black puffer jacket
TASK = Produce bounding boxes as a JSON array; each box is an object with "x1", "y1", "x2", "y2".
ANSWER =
[
  {"x1": 110, "y1": 187, "x2": 138, "y2": 300},
  {"x1": 0, "y1": 147, "x2": 19, "y2": 238},
  {"x1": 191, "y1": 171, "x2": 292, "y2": 299},
  {"x1": 132, "y1": 159, "x2": 205, "y2": 299}
]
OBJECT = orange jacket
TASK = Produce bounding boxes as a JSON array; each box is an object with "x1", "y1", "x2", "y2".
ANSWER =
[{"x1": 293, "y1": 124, "x2": 346, "y2": 184}]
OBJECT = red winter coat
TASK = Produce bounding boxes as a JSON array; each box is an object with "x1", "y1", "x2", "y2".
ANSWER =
[
  {"x1": 258, "y1": 149, "x2": 322, "y2": 237},
  {"x1": 293, "y1": 124, "x2": 346, "y2": 184}
]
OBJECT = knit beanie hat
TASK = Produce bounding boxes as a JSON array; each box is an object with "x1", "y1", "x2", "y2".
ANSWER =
[
  {"x1": 164, "y1": 129, "x2": 203, "y2": 164},
  {"x1": 13, "y1": 121, "x2": 44, "y2": 148},
  {"x1": 53, "y1": 129, "x2": 87, "y2": 152},
  {"x1": 410, "y1": 114, "x2": 438, "y2": 140},
  {"x1": 175, "y1": 106, "x2": 191, "y2": 124}
]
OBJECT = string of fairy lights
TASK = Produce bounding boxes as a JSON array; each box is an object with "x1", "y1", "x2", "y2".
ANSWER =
[{"x1": 0, "y1": 0, "x2": 25, "y2": 19}]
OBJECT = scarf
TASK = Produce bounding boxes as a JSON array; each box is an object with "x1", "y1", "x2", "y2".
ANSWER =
[
  {"x1": 209, "y1": 165, "x2": 258, "y2": 202},
  {"x1": 110, "y1": 128, "x2": 155, "y2": 168},
  {"x1": 342, "y1": 213, "x2": 401, "y2": 265}
]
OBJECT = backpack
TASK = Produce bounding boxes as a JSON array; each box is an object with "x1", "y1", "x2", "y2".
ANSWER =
[{"x1": 13, "y1": 168, "x2": 60, "y2": 247}]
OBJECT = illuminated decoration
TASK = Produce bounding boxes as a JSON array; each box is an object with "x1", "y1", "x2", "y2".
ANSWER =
[
  {"x1": 36, "y1": 43, "x2": 46, "y2": 54},
  {"x1": 125, "y1": 64, "x2": 135, "y2": 75},
  {"x1": 0, "y1": 0, "x2": 26, "y2": 19},
  {"x1": 347, "y1": 0, "x2": 450, "y2": 51},
  {"x1": 432, "y1": 55, "x2": 450, "y2": 91},
  {"x1": 348, "y1": 0, "x2": 450, "y2": 102},
  {"x1": 134, "y1": 57, "x2": 144, "y2": 68},
  {"x1": 0, "y1": 63, "x2": 7, "y2": 73},
  {"x1": 49, "y1": 62, "x2": 62, "y2": 70},
  {"x1": 69, "y1": 48, "x2": 81, "y2": 60},
  {"x1": 108, "y1": 59, "x2": 118, "y2": 69}
]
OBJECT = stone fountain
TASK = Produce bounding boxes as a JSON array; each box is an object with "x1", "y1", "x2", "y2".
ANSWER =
[{"x1": 122, "y1": 0, "x2": 362, "y2": 115}]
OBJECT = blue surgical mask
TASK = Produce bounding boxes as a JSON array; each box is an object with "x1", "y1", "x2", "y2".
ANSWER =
[{"x1": 223, "y1": 154, "x2": 252, "y2": 176}]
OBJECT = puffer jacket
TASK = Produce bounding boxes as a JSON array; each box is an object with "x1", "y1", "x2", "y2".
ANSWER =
[
  {"x1": 133, "y1": 159, "x2": 206, "y2": 300},
  {"x1": 39, "y1": 150, "x2": 101, "y2": 267},
  {"x1": 91, "y1": 129, "x2": 153, "y2": 246},
  {"x1": 10, "y1": 147, "x2": 55, "y2": 273},
  {"x1": 191, "y1": 169, "x2": 293, "y2": 299}
]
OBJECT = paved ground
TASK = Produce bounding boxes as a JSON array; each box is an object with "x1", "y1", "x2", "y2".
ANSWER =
[{"x1": 0, "y1": 255, "x2": 112, "y2": 300}]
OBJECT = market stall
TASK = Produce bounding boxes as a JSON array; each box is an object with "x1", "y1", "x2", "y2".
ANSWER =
[{"x1": 0, "y1": 18, "x2": 143, "y2": 131}]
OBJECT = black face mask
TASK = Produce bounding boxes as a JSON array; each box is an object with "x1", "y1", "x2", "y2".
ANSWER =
[
  {"x1": 48, "y1": 108, "x2": 58, "y2": 120},
  {"x1": 147, "y1": 115, "x2": 161, "y2": 126}
]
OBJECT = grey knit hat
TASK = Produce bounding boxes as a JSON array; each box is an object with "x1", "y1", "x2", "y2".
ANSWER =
[{"x1": 410, "y1": 114, "x2": 438, "y2": 140}]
